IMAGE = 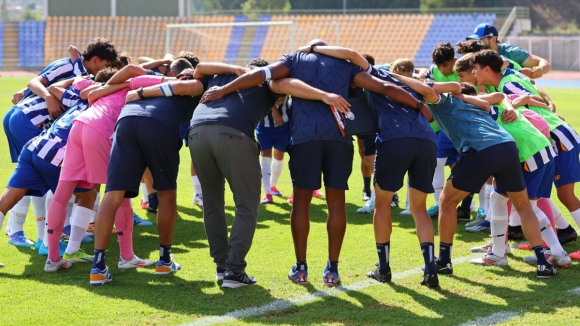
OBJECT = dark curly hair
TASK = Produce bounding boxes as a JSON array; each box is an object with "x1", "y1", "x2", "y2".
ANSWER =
[
  {"x1": 114, "y1": 52, "x2": 132, "y2": 69},
  {"x1": 176, "y1": 51, "x2": 200, "y2": 68},
  {"x1": 94, "y1": 67, "x2": 118, "y2": 83},
  {"x1": 247, "y1": 58, "x2": 269, "y2": 67},
  {"x1": 460, "y1": 82, "x2": 477, "y2": 95},
  {"x1": 455, "y1": 39, "x2": 490, "y2": 55},
  {"x1": 361, "y1": 53, "x2": 375, "y2": 66},
  {"x1": 431, "y1": 42, "x2": 455, "y2": 66},
  {"x1": 83, "y1": 38, "x2": 118, "y2": 64},
  {"x1": 472, "y1": 50, "x2": 504, "y2": 73}
]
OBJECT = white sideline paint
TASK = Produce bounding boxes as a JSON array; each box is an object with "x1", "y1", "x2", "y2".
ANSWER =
[
  {"x1": 568, "y1": 287, "x2": 580, "y2": 295},
  {"x1": 457, "y1": 312, "x2": 520, "y2": 326},
  {"x1": 182, "y1": 254, "x2": 480, "y2": 326}
]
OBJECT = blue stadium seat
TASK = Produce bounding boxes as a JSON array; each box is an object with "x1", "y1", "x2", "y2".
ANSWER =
[{"x1": 415, "y1": 13, "x2": 496, "y2": 67}]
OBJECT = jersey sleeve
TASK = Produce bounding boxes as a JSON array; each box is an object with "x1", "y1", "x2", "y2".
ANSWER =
[
  {"x1": 499, "y1": 44, "x2": 530, "y2": 65},
  {"x1": 426, "y1": 65, "x2": 435, "y2": 80},
  {"x1": 40, "y1": 59, "x2": 74, "y2": 85},
  {"x1": 71, "y1": 58, "x2": 88, "y2": 77},
  {"x1": 278, "y1": 53, "x2": 295, "y2": 72}
]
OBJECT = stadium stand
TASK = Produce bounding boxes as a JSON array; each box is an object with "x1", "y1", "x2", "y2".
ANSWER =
[
  {"x1": 224, "y1": 15, "x2": 248, "y2": 64},
  {"x1": 0, "y1": 21, "x2": 3, "y2": 67},
  {"x1": 19, "y1": 21, "x2": 44, "y2": 67},
  {"x1": 247, "y1": 15, "x2": 270, "y2": 64},
  {"x1": 38, "y1": 13, "x2": 497, "y2": 69},
  {"x1": 414, "y1": 13, "x2": 496, "y2": 67}
]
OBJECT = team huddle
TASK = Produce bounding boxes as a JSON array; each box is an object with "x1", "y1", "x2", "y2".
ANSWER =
[{"x1": 1, "y1": 22, "x2": 579, "y2": 290}]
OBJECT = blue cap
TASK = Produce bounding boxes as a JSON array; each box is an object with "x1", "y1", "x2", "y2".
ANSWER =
[{"x1": 466, "y1": 23, "x2": 498, "y2": 40}]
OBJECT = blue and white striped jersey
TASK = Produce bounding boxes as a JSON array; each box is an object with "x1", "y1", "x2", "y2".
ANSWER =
[
  {"x1": 257, "y1": 96, "x2": 291, "y2": 129},
  {"x1": 26, "y1": 100, "x2": 90, "y2": 167}
]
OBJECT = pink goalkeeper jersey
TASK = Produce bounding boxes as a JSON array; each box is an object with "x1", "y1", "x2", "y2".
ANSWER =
[{"x1": 73, "y1": 75, "x2": 164, "y2": 138}]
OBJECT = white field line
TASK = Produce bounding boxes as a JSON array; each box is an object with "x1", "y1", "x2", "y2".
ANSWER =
[
  {"x1": 568, "y1": 287, "x2": 580, "y2": 295},
  {"x1": 182, "y1": 254, "x2": 480, "y2": 326},
  {"x1": 457, "y1": 311, "x2": 521, "y2": 326}
]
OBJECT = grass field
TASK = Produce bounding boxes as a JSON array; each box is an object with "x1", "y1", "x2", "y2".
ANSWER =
[{"x1": 0, "y1": 78, "x2": 579, "y2": 326}]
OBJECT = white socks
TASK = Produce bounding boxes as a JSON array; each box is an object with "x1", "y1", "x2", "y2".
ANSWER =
[
  {"x1": 65, "y1": 206, "x2": 93, "y2": 255},
  {"x1": 432, "y1": 158, "x2": 446, "y2": 206},
  {"x1": 271, "y1": 158, "x2": 284, "y2": 188},
  {"x1": 489, "y1": 191, "x2": 509, "y2": 257},
  {"x1": 192, "y1": 175, "x2": 202, "y2": 196},
  {"x1": 261, "y1": 156, "x2": 272, "y2": 195},
  {"x1": 530, "y1": 200, "x2": 565, "y2": 255}
]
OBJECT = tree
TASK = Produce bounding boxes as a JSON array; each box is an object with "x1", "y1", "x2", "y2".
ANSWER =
[
  {"x1": 242, "y1": 0, "x2": 291, "y2": 19},
  {"x1": 420, "y1": 0, "x2": 474, "y2": 9},
  {"x1": 205, "y1": 0, "x2": 246, "y2": 11}
]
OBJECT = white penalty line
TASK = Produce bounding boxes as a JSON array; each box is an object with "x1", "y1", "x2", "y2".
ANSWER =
[
  {"x1": 456, "y1": 284, "x2": 580, "y2": 325},
  {"x1": 457, "y1": 311, "x2": 521, "y2": 326},
  {"x1": 182, "y1": 254, "x2": 480, "y2": 326}
]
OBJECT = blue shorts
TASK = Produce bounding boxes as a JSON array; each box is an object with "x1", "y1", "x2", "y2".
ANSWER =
[
  {"x1": 3, "y1": 106, "x2": 42, "y2": 163},
  {"x1": 374, "y1": 138, "x2": 435, "y2": 193},
  {"x1": 106, "y1": 116, "x2": 182, "y2": 198},
  {"x1": 357, "y1": 133, "x2": 377, "y2": 156},
  {"x1": 7, "y1": 147, "x2": 88, "y2": 196},
  {"x1": 256, "y1": 124, "x2": 291, "y2": 153},
  {"x1": 554, "y1": 144, "x2": 580, "y2": 187},
  {"x1": 450, "y1": 142, "x2": 525, "y2": 194},
  {"x1": 288, "y1": 140, "x2": 353, "y2": 190},
  {"x1": 436, "y1": 131, "x2": 459, "y2": 166},
  {"x1": 179, "y1": 122, "x2": 190, "y2": 146}
]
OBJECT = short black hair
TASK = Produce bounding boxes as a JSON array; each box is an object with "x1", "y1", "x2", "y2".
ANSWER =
[
  {"x1": 83, "y1": 38, "x2": 118, "y2": 64},
  {"x1": 94, "y1": 67, "x2": 118, "y2": 83},
  {"x1": 472, "y1": 49, "x2": 503, "y2": 73},
  {"x1": 460, "y1": 82, "x2": 477, "y2": 96},
  {"x1": 248, "y1": 58, "x2": 269, "y2": 67},
  {"x1": 431, "y1": 42, "x2": 455, "y2": 66},
  {"x1": 361, "y1": 53, "x2": 375, "y2": 66},
  {"x1": 454, "y1": 53, "x2": 474, "y2": 73},
  {"x1": 455, "y1": 39, "x2": 490, "y2": 55},
  {"x1": 170, "y1": 58, "x2": 193, "y2": 75},
  {"x1": 177, "y1": 51, "x2": 200, "y2": 68}
]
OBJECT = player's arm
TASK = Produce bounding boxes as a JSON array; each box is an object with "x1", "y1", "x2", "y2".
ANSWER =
[
  {"x1": 27, "y1": 75, "x2": 64, "y2": 120},
  {"x1": 47, "y1": 78, "x2": 75, "y2": 101},
  {"x1": 11, "y1": 87, "x2": 27, "y2": 104},
  {"x1": 126, "y1": 79, "x2": 205, "y2": 103},
  {"x1": 522, "y1": 54, "x2": 551, "y2": 78},
  {"x1": 193, "y1": 62, "x2": 248, "y2": 79},
  {"x1": 355, "y1": 72, "x2": 426, "y2": 106},
  {"x1": 137, "y1": 56, "x2": 155, "y2": 63},
  {"x1": 389, "y1": 73, "x2": 441, "y2": 103},
  {"x1": 140, "y1": 59, "x2": 173, "y2": 70},
  {"x1": 271, "y1": 105, "x2": 284, "y2": 126},
  {"x1": 269, "y1": 78, "x2": 351, "y2": 114},
  {"x1": 452, "y1": 93, "x2": 492, "y2": 113},
  {"x1": 476, "y1": 93, "x2": 517, "y2": 123},
  {"x1": 106, "y1": 64, "x2": 156, "y2": 85},
  {"x1": 200, "y1": 62, "x2": 290, "y2": 103},
  {"x1": 534, "y1": 85, "x2": 556, "y2": 112},
  {"x1": 68, "y1": 45, "x2": 81, "y2": 61},
  {"x1": 300, "y1": 45, "x2": 372, "y2": 72},
  {"x1": 88, "y1": 82, "x2": 130, "y2": 105}
]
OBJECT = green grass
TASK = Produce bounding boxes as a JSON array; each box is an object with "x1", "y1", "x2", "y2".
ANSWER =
[{"x1": 0, "y1": 77, "x2": 579, "y2": 325}]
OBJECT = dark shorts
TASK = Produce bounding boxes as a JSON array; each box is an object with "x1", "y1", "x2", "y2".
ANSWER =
[
  {"x1": 436, "y1": 131, "x2": 459, "y2": 166},
  {"x1": 450, "y1": 142, "x2": 525, "y2": 194},
  {"x1": 256, "y1": 124, "x2": 291, "y2": 153},
  {"x1": 357, "y1": 133, "x2": 377, "y2": 156},
  {"x1": 554, "y1": 144, "x2": 580, "y2": 187},
  {"x1": 4, "y1": 106, "x2": 42, "y2": 163},
  {"x1": 7, "y1": 148, "x2": 89, "y2": 197},
  {"x1": 179, "y1": 122, "x2": 190, "y2": 147},
  {"x1": 288, "y1": 140, "x2": 354, "y2": 190},
  {"x1": 374, "y1": 138, "x2": 436, "y2": 193},
  {"x1": 106, "y1": 116, "x2": 182, "y2": 197}
]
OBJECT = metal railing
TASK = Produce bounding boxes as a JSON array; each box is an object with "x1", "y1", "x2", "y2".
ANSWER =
[{"x1": 505, "y1": 36, "x2": 580, "y2": 71}]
